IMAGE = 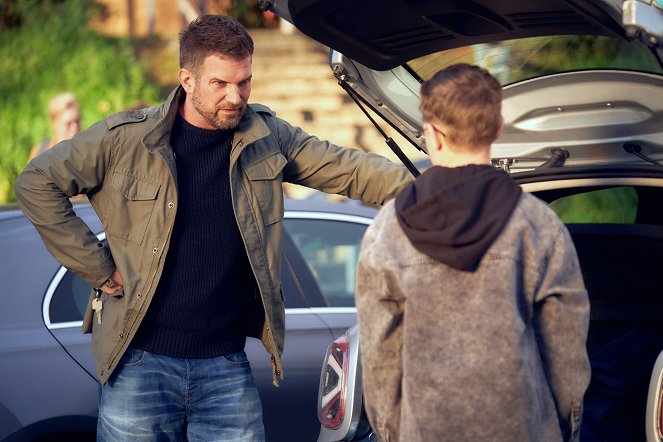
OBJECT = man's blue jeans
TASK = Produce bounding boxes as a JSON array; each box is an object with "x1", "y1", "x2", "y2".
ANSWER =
[{"x1": 97, "y1": 348, "x2": 265, "y2": 441}]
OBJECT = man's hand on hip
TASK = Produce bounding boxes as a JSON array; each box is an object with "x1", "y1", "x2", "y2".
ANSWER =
[{"x1": 99, "y1": 268, "x2": 124, "y2": 295}]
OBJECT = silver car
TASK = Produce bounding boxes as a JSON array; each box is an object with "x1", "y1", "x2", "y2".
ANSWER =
[{"x1": 263, "y1": 0, "x2": 663, "y2": 441}]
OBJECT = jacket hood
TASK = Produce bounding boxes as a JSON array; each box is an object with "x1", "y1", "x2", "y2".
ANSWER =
[{"x1": 395, "y1": 165, "x2": 522, "y2": 271}]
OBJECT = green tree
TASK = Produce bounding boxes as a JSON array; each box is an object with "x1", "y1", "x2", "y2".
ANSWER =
[{"x1": 0, "y1": 0, "x2": 160, "y2": 204}]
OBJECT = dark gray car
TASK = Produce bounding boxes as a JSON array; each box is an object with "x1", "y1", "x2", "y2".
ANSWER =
[{"x1": 0, "y1": 198, "x2": 376, "y2": 442}]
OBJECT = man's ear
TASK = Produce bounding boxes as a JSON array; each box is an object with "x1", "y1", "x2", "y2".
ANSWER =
[{"x1": 179, "y1": 68, "x2": 195, "y2": 94}]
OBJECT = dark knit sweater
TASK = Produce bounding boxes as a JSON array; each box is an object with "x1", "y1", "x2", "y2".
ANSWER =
[{"x1": 131, "y1": 112, "x2": 259, "y2": 358}]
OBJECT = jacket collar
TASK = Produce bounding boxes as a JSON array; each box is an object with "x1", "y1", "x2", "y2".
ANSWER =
[
  {"x1": 231, "y1": 105, "x2": 272, "y2": 154},
  {"x1": 142, "y1": 86, "x2": 272, "y2": 153},
  {"x1": 142, "y1": 86, "x2": 182, "y2": 152}
]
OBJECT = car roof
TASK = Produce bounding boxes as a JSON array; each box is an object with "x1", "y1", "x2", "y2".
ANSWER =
[{"x1": 285, "y1": 197, "x2": 378, "y2": 218}]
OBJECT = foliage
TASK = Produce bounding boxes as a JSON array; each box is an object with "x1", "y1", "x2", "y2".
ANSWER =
[
  {"x1": 550, "y1": 187, "x2": 638, "y2": 224},
  {"x1": 0, "y1": 0, "x2": 160, "y2": 204}
]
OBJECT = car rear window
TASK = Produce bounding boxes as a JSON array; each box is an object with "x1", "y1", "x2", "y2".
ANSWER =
[
  {"x1": 549, "y1": 186, "x2": 638, "y2": 224},
  {"x1": 407, "y1": 35, "x2": 662, "y2": 86}
]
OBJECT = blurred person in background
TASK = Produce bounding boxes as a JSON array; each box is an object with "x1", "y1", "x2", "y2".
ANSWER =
[{"x1": 29, "y1": 92, "x2": 81, "y2": 161}]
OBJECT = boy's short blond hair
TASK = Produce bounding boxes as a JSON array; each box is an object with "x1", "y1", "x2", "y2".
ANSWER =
[
  {"x1": 47, "y1": 92, "x2": 79, "y2": 122},
  {"x1": 419, "y1": 64, "x2": 502, "y2": 150}
]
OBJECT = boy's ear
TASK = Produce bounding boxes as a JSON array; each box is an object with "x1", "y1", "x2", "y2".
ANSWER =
[
  {"x1": 423, "y1": 123, "x2": 442, "y2": 153},
  {"x1": 494, "y1": 116, "x2": 505, "y2": 142}
]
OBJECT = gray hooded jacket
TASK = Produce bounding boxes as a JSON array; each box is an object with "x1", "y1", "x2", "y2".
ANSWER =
[{"x1": 356, "y1": 165, "x2": 591, "y2": 442}]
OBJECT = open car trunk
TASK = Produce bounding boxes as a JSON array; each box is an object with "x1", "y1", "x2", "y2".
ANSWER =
[{"x1": 525, "y1": 176, "x2": 663, "y2": 441}]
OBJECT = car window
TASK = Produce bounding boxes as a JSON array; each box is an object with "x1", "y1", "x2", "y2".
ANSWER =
[
  {"x1": 48, "y1": 270, "x2": 91, "y2": 324},
  {"x1": 549, "y1": 186, "x2": 638, "y2": 224},
  {"x1": 46, "y1": 218, "x2": 371, "y2": 325},
  {"x1": 408, "y1": 35, "x2": 662, "y2": 86},
  {"x1": 283, "y1": 218, "x2": 370, "y2": 308}
]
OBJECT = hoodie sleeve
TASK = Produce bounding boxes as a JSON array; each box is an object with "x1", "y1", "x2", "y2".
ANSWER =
[
  {"x1": 355, "y1": 203, "x2": 404, "y2": 442},
  {"x1": 534, "y1": 225, "x2": 591, "y2": 442}
]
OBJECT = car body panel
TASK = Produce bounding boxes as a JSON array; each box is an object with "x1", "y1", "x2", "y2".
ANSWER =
[{"x1": 0, "y1": 204, "x2": 101, "y2": 440}]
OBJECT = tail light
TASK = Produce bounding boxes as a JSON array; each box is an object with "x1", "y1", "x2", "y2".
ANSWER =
[{"x1": 319, "y1": 335, "x2": 350, "y2": 429}]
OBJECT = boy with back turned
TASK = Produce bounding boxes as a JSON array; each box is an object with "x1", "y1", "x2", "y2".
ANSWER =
[{"x1": 356, "y1": 64, "x2": 591, "y2": 442}]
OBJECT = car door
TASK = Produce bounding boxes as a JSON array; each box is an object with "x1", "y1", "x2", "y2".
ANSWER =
[
  {"x1": 246, "y1": 229, "x2": 335, "y2": 442},
  {"x1": 282, "y1": 210, "x2": 372, "y2": 340},
  {"x1": 44, "y1": 210, "x2": 356, "y2": 442}
]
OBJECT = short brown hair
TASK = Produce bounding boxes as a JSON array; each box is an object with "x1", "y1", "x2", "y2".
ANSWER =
[
  {"x1": 179, "y1": 15, "x2": 254, "y2": 75},
  {"x1": 420, "y1": 64, "x2": 502, "y2": 149}
]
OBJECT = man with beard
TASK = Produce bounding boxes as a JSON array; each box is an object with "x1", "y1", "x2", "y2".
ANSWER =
[{"x1": 14, "y1": 15, "x2": 411, "y2": 441}]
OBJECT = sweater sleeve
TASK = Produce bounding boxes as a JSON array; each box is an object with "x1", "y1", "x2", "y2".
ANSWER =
[
  {"x1": 355, "y1": 203, "x2": 404, "y2": 442},
  {"x1": 534, "y1": 225, "x2": 591, "y2": 442}
]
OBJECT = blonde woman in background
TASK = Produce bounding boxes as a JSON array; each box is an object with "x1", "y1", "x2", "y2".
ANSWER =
[{"x1": 29, "y1": 92, "x2": 81, "y2": 161}]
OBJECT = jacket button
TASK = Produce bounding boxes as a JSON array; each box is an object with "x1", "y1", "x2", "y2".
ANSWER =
[
  {"x1": 153, "y1": 247, "x2": 159, "y2": 254},
  {"x1": 137, "y1": 293, "x2": 142, "y2": 298},
  {"x1": 168, "y1": 202, "x2": 174, "y2": 209},
  {"x1": 119, "y1": 333, "x2": 124, "y2": 339}
]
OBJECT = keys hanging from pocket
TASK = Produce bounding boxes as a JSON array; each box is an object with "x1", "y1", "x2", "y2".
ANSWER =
[{"x1": 92, "y1": 288, "x2": 103, "y2": 325}]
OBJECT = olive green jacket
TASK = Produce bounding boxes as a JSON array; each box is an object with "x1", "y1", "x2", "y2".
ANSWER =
[{"x1": 14, "y1": 87, "x2": 412, "y2": 385}]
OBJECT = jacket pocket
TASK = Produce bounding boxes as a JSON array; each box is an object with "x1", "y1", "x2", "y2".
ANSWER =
[
  {"x1": 103, "y1": 171, "x2": 160, "y2": 245},
  {"x1": 244, "y1": 152, "x2": 287, "y2": 226}
]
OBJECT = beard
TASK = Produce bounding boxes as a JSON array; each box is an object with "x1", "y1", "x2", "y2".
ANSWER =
[{"x1": 190, "y1": 87, "x2": 247, "y2": 130}]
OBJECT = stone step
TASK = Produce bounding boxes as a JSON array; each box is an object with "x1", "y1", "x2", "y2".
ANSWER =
[
  {"x1": 251, "y1": 63, "x2": 333, "y2": 79},
  {"x1": 292, "y1": 123, "x2": 402, "y2": 153},
  {"x1": 265, "y1": 110, "x2": 375, "y2": 131},
  {"x1": 251, "y1": 94, "x2": 351, "y2": 112},
  {"x1": 251, "y1": 79, "x2": 341, "y2": 96}
]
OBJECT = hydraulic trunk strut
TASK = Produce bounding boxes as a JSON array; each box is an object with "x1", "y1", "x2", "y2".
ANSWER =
[{"x1": 336, "y1": 78, "x2": 421, "y2": 178}]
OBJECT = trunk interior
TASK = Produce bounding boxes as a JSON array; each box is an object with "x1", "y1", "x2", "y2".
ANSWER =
[{"x1": 534, "y1": 184, "x2": 663, "y2": 441}]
